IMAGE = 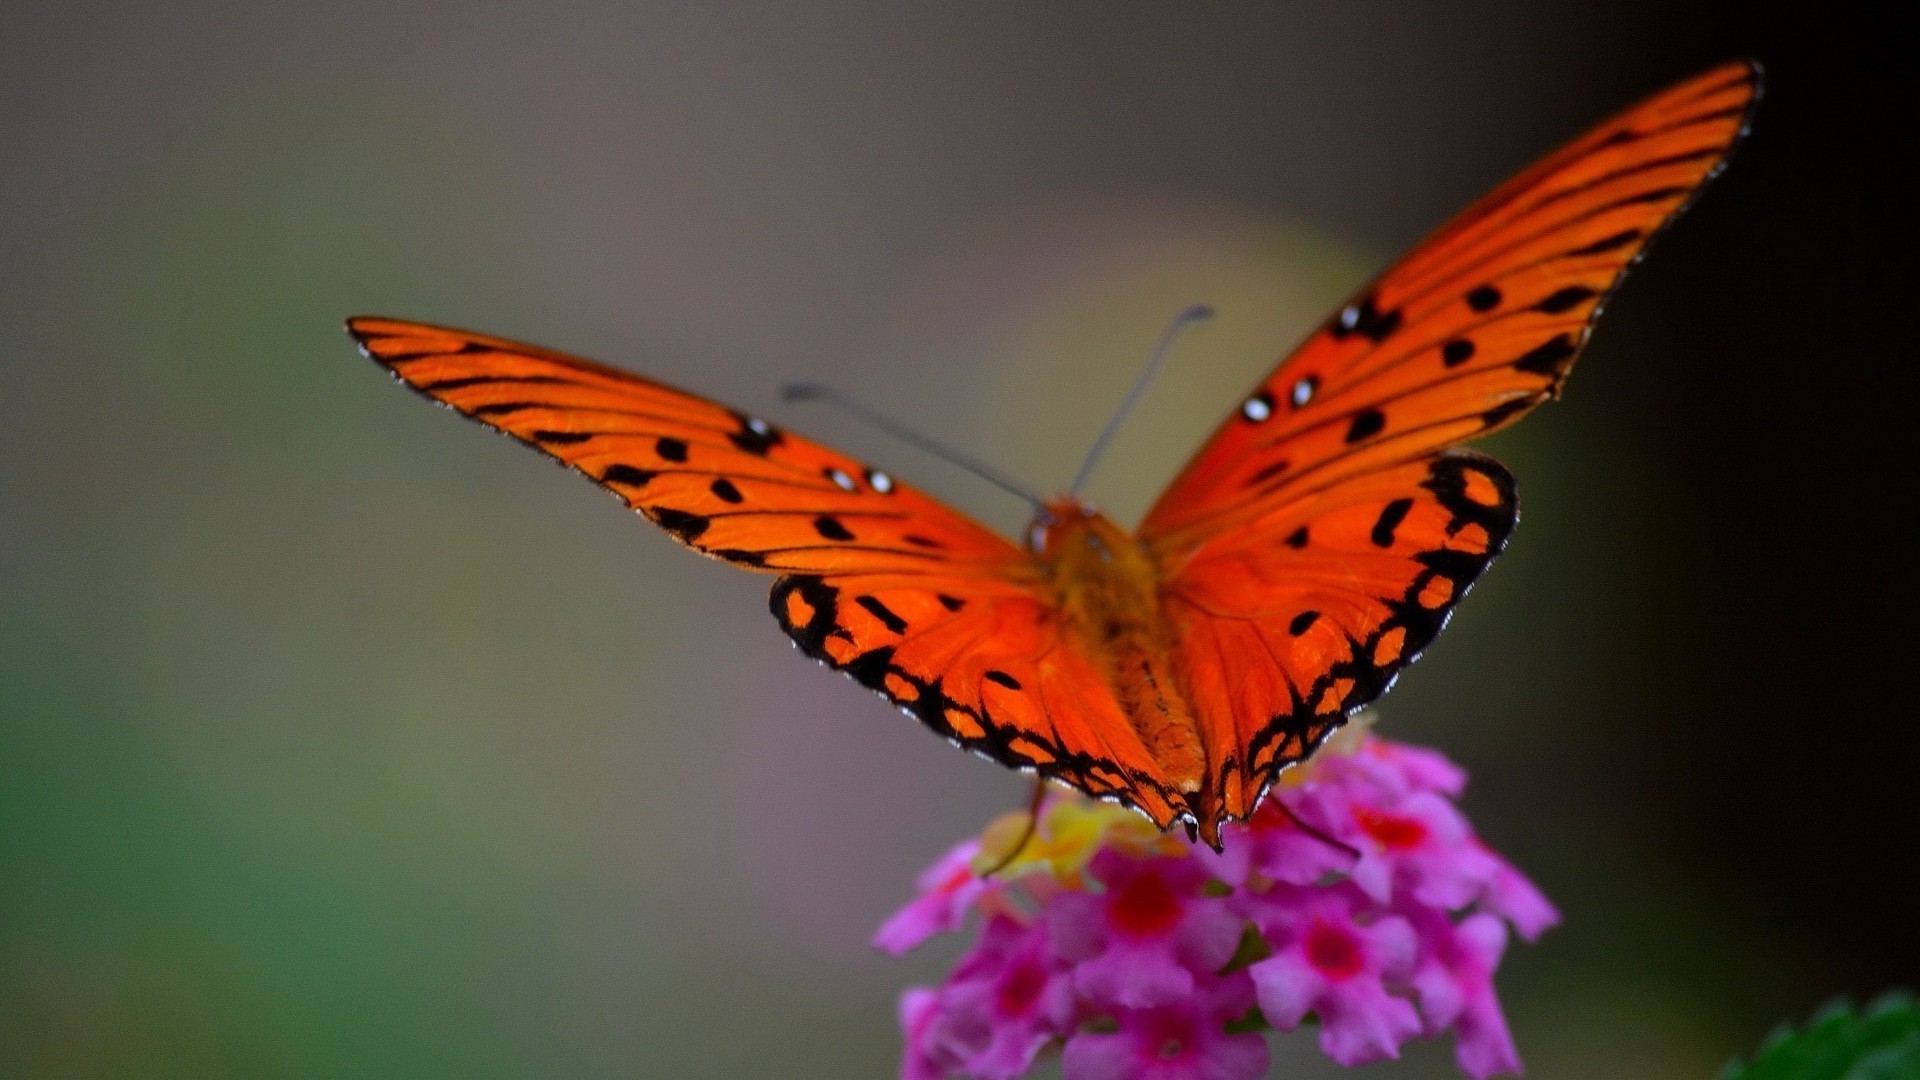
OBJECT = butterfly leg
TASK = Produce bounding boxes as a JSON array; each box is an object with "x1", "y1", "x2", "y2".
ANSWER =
[{"x1": 978, "y1": 775, "x2": 1051, "y2": 878}]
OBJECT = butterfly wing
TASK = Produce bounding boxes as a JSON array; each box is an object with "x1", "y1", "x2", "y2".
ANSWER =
[
  {"x1": 1138, "y1": 62, "x2": 1758, "y2": 828},
  {"x1": 351, "y1": 316, "x2": 1018, "y2": 574},
  {"x1": 770, "y1": 574, "x2": 1188, "y2": 828},
  {"x1": 1142, "y1": 60, "x2": 1758, "y2": 546},
  {"x1": 351, "y1": 317, "x2": 1187, "y2": 828},
  {"x1": 1168, "y1": 453, "x2": 1517, "y2": 832}
]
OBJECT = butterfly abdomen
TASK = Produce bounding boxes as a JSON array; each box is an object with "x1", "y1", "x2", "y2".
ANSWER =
[{"x1": 1037, "y1": 503, "x2": 1206, "y2": 797}]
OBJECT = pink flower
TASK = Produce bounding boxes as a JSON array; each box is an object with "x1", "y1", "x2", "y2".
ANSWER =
[
  {"x1": 878, "y1": 731, "x2": 1554, "y2": 1080},
  {"x1": 940, "y1": 916, "x2": 1077, "y2": 1080},
  {"x1": 1048, "y1": 849, "x2": 1243, "y2": 1010},
  {"x1": 876, "y1": 838, "x2": 997, "y2": 956},
  {"x1": 1060, "y1": 971, "x2": 1269, "y2": 1080},
  {"x1": 1243, "y1": 882, "x2": 1423, "y2": 1066},
  {"x1": 1193, "y1": 796, "x2": 1356, "y2": 890},
  {"x1": 1338, "y1": 789, "x2": 1486, "y2": 909},
  {"x1": 1472, "y1": 839, "x2": 1561, "y2": 941},
  {"x1": 1359, "y1": 737, "x2": 1468, "y2": 797},
  {"x1": 900, "y1": 987, "x2": 969, "y2": 1080},
  {"x1": 1403, "y1": 905, "x2": 1524, "y2": 1078}
]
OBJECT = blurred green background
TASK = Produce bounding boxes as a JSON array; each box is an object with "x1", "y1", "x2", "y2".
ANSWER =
[{"x1": 3, "y1": 3, "x2": 1910, "y2": 1077}]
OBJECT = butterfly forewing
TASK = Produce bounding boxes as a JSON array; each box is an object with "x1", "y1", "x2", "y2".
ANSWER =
[
  {"x1": 352, "y1": 317, "x2": 1194, "y2": 830},
  {"x1": 351, "y1": 318, "x2": 1022, "y2": 575},
  {"x1": 1139, "y1": 60, "x2": 1758, "y2": 547}
]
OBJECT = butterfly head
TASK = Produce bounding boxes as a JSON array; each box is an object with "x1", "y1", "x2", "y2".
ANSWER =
[{"x1": 1026, "y1": 496, "x2": 1097, "y2": 557}]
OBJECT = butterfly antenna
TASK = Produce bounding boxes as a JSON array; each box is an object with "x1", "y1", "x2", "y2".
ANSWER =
[
  {"x1": 781, "y1": 383, "x2": 1046, "y2": 511},
  {"x1": 1067, "y1": 304, "x2": 1213, "y2": 497}
]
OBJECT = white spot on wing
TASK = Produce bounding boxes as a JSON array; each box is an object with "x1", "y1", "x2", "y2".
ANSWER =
[
  {"x1": 1291, "y1": 377, "x2": 1317, "y2": 408},
  {"x1": 1339, "y1": 304, "x2": 1360, "y2": 330},
  {"x1": 1241, "y1": 396, "x2": 1272, "y2": 422},
  {"x1": 867, "y1": 469, "x2": 894, "y2": 494},
  {"x1": 828, "y1": 468, "x2": 856, "y2": 491}
]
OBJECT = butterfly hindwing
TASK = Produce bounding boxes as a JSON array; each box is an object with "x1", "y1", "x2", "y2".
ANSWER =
[
  {"x1": 351, "y1": 317, "x2": 1020, "y2": 575},
  {"x1": 1164, "y1": 452, "x2": 1518, "y2": 818},
  {"x1": 770, "y1": 574, "x2": 1188, "y2": 828},
  {"x1": 1140, "y1": 60, "x2": 1758, "y2": 547}
]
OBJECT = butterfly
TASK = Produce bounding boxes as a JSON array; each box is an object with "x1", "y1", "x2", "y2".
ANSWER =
[{"x1": 352, "y1": 62, "x2": 1757, "y2": 849}]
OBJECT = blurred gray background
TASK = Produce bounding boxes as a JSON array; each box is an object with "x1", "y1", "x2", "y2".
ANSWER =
[{"x1": 4, "y1": 2, "x2": 1911, "y2": 1077}]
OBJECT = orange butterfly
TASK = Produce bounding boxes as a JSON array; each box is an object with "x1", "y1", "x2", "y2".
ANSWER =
[{"x1": 353, "y1": 62, "x2": 1757, "y2": 848}]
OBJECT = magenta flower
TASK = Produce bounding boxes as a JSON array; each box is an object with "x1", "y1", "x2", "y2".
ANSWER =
[
  {"x1": 1471, "y1": 839, "x2": 1561, "y2": 941},
  {"x1": 1049, "y1": 849, "x2": 1244, "y2": 1009},
  {"x1": 878, "y1": 725, "x2": 1554, "y2": 1079},
  {"x1": 875, "y1": 838, "x2": 998, "y2": 956},
  {"x1": 940, "y1": 916, "x2": 1077, "y2": 1079},
  {"x1": 900, "y1": 987, "x2": 970, "y2": 1080},
  {"x1": 1193, "y1": 797, "x2": 1356, "y2": 890},
  {"x1": 1243, "y1": 882, "x2": 1422, "y2": 1066},
  {"x1": 1061, "y1": 971, "x2": 1269, "y2": 1080},
  {"x1": 1402, "y1": 904, "x2": 1524, "y2": 1079}
]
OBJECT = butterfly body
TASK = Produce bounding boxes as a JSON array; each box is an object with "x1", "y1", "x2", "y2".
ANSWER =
[
  {"x1": 353, "y1": 61, "x2": 1757, "y2": 850},
  {"x1": 1034, "y1": 500, "x2": 1209, "y2": 801}
]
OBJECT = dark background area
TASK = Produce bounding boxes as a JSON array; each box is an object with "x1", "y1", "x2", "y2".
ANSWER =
[{"x1": 4, "y1": 2, "x2": 1912, "y2": 1077}]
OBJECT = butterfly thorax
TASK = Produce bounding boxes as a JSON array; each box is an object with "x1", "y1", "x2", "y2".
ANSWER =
[{"x1": 1031, "y1": 499, "x2": 1207, "y2": 796}]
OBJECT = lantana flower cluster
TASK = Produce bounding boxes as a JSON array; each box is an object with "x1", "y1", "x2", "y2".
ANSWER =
[{"x1": 877, "y1": 721, "x2": 1557, "y2": 1080}]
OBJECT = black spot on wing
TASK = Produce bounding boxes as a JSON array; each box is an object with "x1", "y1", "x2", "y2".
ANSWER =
[
  {"x1": 936, "y1": 594, "x2": 966, "y2": 612},
  {"x1": 1568, "y1": 228, "x2": 1642, "y2": 256},
  {"x1": 533, "y1": 430, "x2": 593, "y2": 445},
  {"x1": 710, "y1": 548, "x2": 768, "y2": 567},
  {"x1": 1441, "y1": 340, "x2": 1475, "y2": 368},
  {"x1": 1284, "y1": 526, "x2": 1309, "y2": 550},
  {"x1": 1466, "y1": 285, "x2": 1503, "y2": 312},
  {"x1": 1288, "y1": 611, "x2": 1320, "y2": 636},
  {"x1": 904, "y1": 534, "x2": 947, "y2": 550},
  {"x1": 1370, "y1": 498, "x2": 1414, "y2": 547},
  {"x1": 601, "y1": 464, "x2": 656, "y2": 488},
  {"x1": 855, "y1": 595, "x2": 909, "y2": 633},
  {"x1": 471, "y1": 401, "x2": 537, "y2": 416},
  {"x1": 984, "y1": 670, "x2": 1023, "y2": 690},
  {"x1": 1481, "y1": 397, "x2": 1536, "y2": 429},
  {"x1": 1248, "y1": 459, "x2": 1291, "y2": 485},
  {"x1": 814, "y1": 515, "x2": 855, "y2": 541},
  {"x1": 1345, "y1": 409, "x2": 1386, "y2": 444},
  {"x1": 709, "y1": 478, "x2": 744, "y2": 503},
  {"x1": 1513, "y1": 334, "x2": 1579, "y2": 377},
  {"x1": 652, "y1": 507, "x2": 710, "y2": 541},
  {"x1": 655, "y1": 437, "x2": 689, "y2": 462},
  {"x1": 1536, "y1": 286, "x2": 1598, "y2": 315}
]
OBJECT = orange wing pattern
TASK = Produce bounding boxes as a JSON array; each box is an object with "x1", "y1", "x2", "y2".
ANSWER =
[
  {"x1": 351, "y1": 317, "x2": 1020, "y2": 576},
  {"x1": 1148, "y1": 62, "x2": 1757, "y2": 823},
  {"x1": 1141, "y1": 60, "x2": 1759, "y2": 546},
  {"x1": 350, "y1": 317, "x2": 1188, "y2": 828},
  {"x1": 353, "y1": 63, "x2": 1755, "y2": 849},
  {"x1": 770, "y1": 576, "x2": 1187, "y2": 828},
  {"x1": 1169, "y1": 453, "x2": 1517, "y2": 824}
]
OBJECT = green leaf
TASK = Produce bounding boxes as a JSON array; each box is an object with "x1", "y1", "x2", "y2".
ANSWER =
[{"x1": 1721, "y1": 992, "x2": 1920, "y2": 1080}]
